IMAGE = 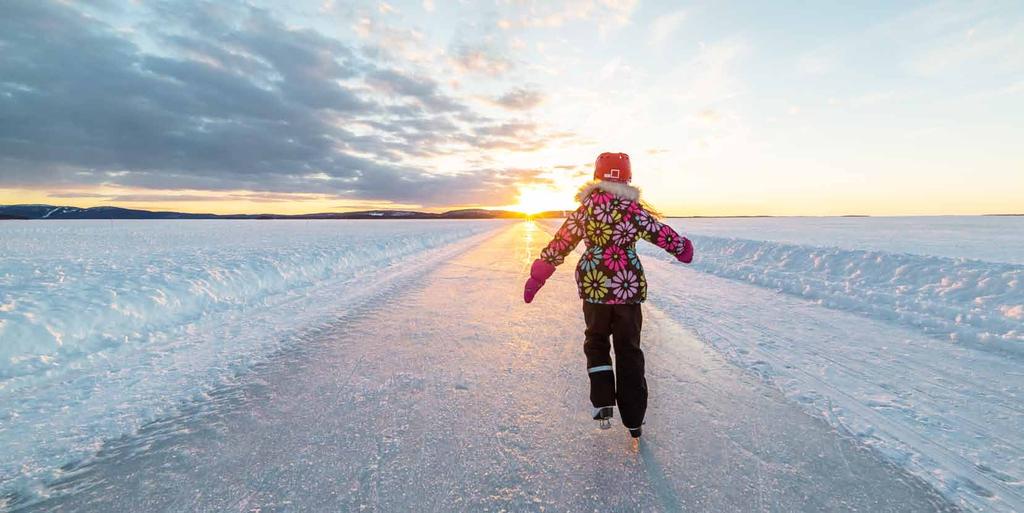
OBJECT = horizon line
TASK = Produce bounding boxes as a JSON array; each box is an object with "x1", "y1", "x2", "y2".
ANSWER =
[{"x1": 1, "y1": 203, "x2": 1021, "y2": 219}]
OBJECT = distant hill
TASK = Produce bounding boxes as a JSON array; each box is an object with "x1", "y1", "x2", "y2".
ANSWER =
[
  {"x1": 0, "y1": 205, "x2": 228, "y2": 220},
  {"x1": 0, "y1": 204, "x2": 564, "y2": 220}
]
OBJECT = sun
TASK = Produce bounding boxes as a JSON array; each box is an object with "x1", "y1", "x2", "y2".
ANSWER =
[{"x1": 513, "y1": 185, "x2": 575, "y2": 215}]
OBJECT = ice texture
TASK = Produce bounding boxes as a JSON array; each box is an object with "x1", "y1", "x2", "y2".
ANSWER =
[
  {"x1": 3, "y1": 221, "x2": 956, "y2": 513},
  {"x1": 3, "y1": 216, "x2": 1021, "y2": 512},
  {"x1": 0, "y1": 220, "x2": 499, "y2": 499}
]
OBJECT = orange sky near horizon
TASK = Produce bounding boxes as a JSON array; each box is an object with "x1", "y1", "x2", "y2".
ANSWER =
[{"x1": 3, "y1": 181, "x2": 1022, "y2": 217}]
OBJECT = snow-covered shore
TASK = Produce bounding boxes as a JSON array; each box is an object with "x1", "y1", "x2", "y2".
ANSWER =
[{"x1": 652, "y1": 229, "x2": 1023, "y2": 353}]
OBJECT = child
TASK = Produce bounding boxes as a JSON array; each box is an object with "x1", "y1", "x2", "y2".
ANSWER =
[{"x1": 523, "y1": 152, "x2": 694, "y2": 438}]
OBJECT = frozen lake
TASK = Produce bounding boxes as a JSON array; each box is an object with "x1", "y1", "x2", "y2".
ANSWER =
[{"x1": 1, "y1": 216, "x2": 1021, "y2": 511}]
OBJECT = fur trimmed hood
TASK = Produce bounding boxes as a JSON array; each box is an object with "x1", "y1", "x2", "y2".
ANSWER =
[{"x1": 575, "y1": 180, "x2": 641, "y2": 203}]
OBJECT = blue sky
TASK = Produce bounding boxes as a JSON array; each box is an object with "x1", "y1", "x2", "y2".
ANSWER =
[{"x1": 1, "y1": 0, "x2": 1021, "y2": 214}]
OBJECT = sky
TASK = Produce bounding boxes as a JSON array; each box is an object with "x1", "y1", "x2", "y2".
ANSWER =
[{"x1": 0, "y1": 0, "x2": 1022, "y2": 216}]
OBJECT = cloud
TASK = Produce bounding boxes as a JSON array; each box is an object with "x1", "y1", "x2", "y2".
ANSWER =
[
  {"x1": 491, "y1": 88, "x2": 546, "y2": 110},
  {"x1": 46, "y1": 192, "x2": 118, "y2": 199},
  {"x1": 598, "y1": 57, "x2": 624, "y2": 80},
  {"x1": 590, "y1": 0, "x2": 640, "y2": 32},
  {"x1": 450, "y1": 43, "x2": 514, "y2": 77},
  {"x1": 366, "y1": 69, "x2": 466, "y2": 112},
  {"x1": 492, "y1": 0, "x2": 638, "y2": 31},
  {"x1": 353, "y1": 15, "x2": 439, "y2": 64},
  {"x1": 649, "y1": 9, "x2": 686, "y2": 47},
  {"x1": 470, "y1": 122, "x2": 564, "y2": 152},
  {"x1": 0, "y1": 0, "x2": 564, "y2": 207},
  {"x1": 695, "y1": 109, "x2": 722, "y2": 123}
]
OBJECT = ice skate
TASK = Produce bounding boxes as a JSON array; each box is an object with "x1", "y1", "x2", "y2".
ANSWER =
[{"x1": 593, "y1": 406, "x2": 614, "y2": 429}]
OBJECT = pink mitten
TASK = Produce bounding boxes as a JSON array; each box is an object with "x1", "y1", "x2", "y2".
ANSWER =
[
  {"x1": 523, "y1": 259, "x2": 556, "y2": 303},
  {"x1": 676, "y1": 238, "x2": 694, "y2": 264}
]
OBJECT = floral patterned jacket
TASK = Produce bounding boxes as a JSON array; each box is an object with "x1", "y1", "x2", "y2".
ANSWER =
[{"x1": 539, "y1": 181, "x2": 689, "y2": 304}]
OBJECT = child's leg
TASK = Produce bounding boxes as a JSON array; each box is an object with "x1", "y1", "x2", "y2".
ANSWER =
[
  {"x1": 611, "y1": 304, "x2": 646, "y2": 430},
  {"x1": 582, "y1": 302, "x2": 616, "y2": 416}
]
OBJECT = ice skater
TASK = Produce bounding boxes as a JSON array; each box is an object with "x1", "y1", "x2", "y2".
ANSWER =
[{"x1": 523, "y1": 152, "x2": 694, "y2": 438}]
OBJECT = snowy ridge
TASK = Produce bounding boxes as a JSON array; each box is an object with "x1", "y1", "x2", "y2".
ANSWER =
[
  {"x1": 0, "y1": 220, "x2": 501, "y2": 500},
  {"x1": 644, "y1": 233, "x2": 1023, "y2": 352}
]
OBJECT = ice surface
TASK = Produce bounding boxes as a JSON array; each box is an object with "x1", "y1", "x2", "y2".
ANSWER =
[
  {"x1": 2, "y1": 216, "x2": 1017, "y2": 511},
  {"x1": 0, "y1": 220, "x2": 500, "y2": 501},
  {"x1": 6, "y1": 222, "x2": 954, "y2": 513}
]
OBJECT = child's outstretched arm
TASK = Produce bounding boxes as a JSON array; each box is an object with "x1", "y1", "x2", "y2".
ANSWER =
[
  {"x1": 524, "y1": 205, "x2": 586, "y2": 303},
  {"x1": 634, "y1": 207, "x2": 694, "y2": 263}
]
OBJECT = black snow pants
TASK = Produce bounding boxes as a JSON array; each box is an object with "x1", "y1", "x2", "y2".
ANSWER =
[{"x1": 582, "y1": 302, "x2": 646, "y2": 430}]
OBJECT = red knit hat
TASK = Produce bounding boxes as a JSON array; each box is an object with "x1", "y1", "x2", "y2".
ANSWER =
[{"x1": 594, "y1": 152, "x2": 631, "y2": 183}]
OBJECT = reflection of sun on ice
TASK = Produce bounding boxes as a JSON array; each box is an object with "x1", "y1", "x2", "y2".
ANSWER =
[
  {"x1": 522, "y1": 219, "x2": 536, "y2": 262},
  {"x1": 513, "y1": 185, "x2": 574, "y2": 216}
]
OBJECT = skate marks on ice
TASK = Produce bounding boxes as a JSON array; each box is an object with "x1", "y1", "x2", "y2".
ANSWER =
[{"x1": 15, "y1": 222, "x2": 959, "y2": 512}]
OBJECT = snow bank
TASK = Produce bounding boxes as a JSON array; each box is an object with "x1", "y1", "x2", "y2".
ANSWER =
[
  {"x1": 0, "y1": 220, "x2": 499, "y2": 499},
  {"x1": 645, "y1": 229, "x2": 1024, "y2": 353},
  {"x1": 0, "y1": 220, "x2": 493, "y2": 380},
  {"x1": 675, "y1": 216, "x2": 1024, "y2": 264}
]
